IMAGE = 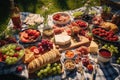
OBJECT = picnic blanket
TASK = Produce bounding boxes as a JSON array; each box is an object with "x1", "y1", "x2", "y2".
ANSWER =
[{"x1": 1, "y1": 7, "x2": 120, "y2": 80}]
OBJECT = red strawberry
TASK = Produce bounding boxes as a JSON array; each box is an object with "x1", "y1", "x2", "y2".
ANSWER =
[
  {"x1": 15, "y1": 47, "x2": 22, "y2": 51},
  {"x1": 30, "y1": 46, "x2": 37, "y2": 52},
  {"x1": 17, "y1": 66, "x2": 23, "y2": 72},
  {"x1": 2, "y1": 55, "x2": 7, "y2": 61},
  {"x1": 87, "y1": 64, "x2": 93, "y2": 71},
  {"x1": 34, "y1": 32, "x2": 40, "y2": 37},
  {"x1": 13, "y1": 53, "x2": 19, "y2": 57},
  {"x1": 33, "y1": 48, "x2": 39, "y2": 55}
]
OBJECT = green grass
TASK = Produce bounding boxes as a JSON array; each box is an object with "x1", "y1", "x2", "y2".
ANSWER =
[{"x1": 0, "y1": 0, "x2": 100, "y2": 33}]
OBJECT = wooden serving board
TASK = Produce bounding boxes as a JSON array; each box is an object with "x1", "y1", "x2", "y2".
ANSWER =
[
  {"x1": 42, "y1": 29, "x2": 90, "y2": 52},
  {"x1": 58, "y1": 35, "x2": 90, "y2": 52}
]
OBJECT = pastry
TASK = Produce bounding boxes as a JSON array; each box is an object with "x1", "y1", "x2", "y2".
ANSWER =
[{"x1": 100, "y1": 22, "x2": 118, "y2": 33}]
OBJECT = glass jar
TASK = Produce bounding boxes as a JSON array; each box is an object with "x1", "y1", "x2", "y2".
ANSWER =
[{"x1": 11, "y1": 6, "x2": 22, "y2": 30}]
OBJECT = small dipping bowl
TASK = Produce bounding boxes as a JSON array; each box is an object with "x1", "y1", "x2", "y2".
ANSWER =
[{"x1": 97, "y1": 49, "x2": 112, "y2": 63}]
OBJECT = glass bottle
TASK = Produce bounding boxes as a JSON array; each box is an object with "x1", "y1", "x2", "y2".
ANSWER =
[{"x1": 10, "y1": 0, "x2": 22, "y2": 31}]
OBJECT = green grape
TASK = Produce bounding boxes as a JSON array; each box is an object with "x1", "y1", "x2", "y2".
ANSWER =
[
  {"x1": 116, "y1": 60, "x2": 120, "y2": 64},
  {"x1": 6, "y1": 51, "x2": 10, "y2": 55},
  {"x1": 19, "y1": 50, "x2": 24, "y2": 57},
  {"x1": 10, "y1": 44, "x2": 17, "y2": 50},
  {"x1": 115, "y1": 50, "x2": 118, "y2": 53},
  {"x1": 37, "y1": 72, "x2": 42, "y2": 77},
  {"x1": 58, "y1": 63, "x2": 61, "y2": 67},
  {"x1": 6, "y1": 59, "x2": 12, "y2": 64},
  {"x1": 12, "y1": 57, "x2": 17, "y2": 61},
  {"x1": 118, "y1": 57, "x2": 120, "y2": 60},
  {"x1": 39, "y1": 69, "x2": 44, "y2": 73},
  {"x1": 46, "y1": 67, "x2": 51, "y2": 72},
  {"x1": 8, "y1": 52, "x2": 14, "y2": 56},
  {"x1": 104, "y1": 44, "x2": 108, "y2": 48},
  {"x1": 52, "y1": 67, "x2": 56, "y2": 71},
  {"x1": 1, "y1": 47, "x2": 8, "y2": 53},
  {"x1": 56, "y1": 66, "x2": 61, "y2": 70},
  {"x1": 73, "y1": 11, "x2": 83, "y2": 18},
  {"x1": 47, "y1": 63, "x2": 51, "y2": 67},
  {"x1": 53, "y1": 63, "x2": 58, "y2": 67},
  {"x1": 102, "y1": 46, "x2": 106, "y2": 49},
  {"x1": 43, "y1": 69, "x2": 48, "y2": 76}
]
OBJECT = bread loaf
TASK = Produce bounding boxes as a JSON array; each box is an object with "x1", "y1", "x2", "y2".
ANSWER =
[
  {"x1": 24, "y1": 49, "x2": 35, "y2": 63},
  {"x1": 28, "y1": 49, "x2": 61, "y2": 73}
]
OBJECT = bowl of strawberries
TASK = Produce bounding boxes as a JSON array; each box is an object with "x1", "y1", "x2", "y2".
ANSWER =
[
  {"x1": 70, "y1": 20, "x2": 88, "y2": 29},
  {"x1": 19, "y1": 28, "x2": 41, "y2": 43},
  {"x1": 52, "y1": 12, "x2": 71, "y2": 25},
  {"x1": 92, "y1": 27, "x2": 119, "y2": 43}
]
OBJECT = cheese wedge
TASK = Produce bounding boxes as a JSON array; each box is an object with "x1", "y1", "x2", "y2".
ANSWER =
[
  {"x1": 55, "y1": 34, "x2": 71, "y2": 45},
  {"x1": 89, "y1": 41, "x2": 98, "y2": 53}
]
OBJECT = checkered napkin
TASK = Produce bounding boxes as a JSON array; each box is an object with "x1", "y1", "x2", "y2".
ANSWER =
[
  {"x1": 0, "y1": 61, "x2": 28, "y2": 79},
  {"x1": 97, "y1": 62, "x2": 120, "y2": 80},
  {"x1": 79, "y1": 62, "x2": 120, "y2": 80}
]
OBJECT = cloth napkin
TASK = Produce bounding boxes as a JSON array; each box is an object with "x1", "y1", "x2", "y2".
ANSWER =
[{"x1": 0, "y1": 61, "x2": 29, "y2": 79}]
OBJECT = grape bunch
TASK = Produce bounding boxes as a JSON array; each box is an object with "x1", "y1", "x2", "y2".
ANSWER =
[
  {"x1": 37, "y1": 39, "x2": 53, "y2": 53},
  {"x1": 5, "y1": 56, "x2": 17, "y2": 65},
  {"x1": 0, "y1": 37, "x2": 17, "y2": 47},
  {"x1": 102, "y1": 44, "x2": 119, "y2": 55},
  {"x1": 37, "y1": 63, "x2": 62, "y2": 79},
  {"x1": 0, "y1": 44, "x2": 24, "y2": 65}
]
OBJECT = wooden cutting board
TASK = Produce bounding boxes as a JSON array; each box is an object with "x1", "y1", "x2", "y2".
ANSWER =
[{"x1": 56, "y1": 35, "x2": 90, "y2": 52}]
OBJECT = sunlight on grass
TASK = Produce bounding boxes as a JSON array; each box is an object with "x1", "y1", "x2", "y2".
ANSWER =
[{"x1": 0, "y1": 0, "x2": 100, "y2": 33}]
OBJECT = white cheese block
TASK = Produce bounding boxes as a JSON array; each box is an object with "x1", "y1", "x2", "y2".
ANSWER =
[
  {"x1": 89, "y1": 41, "x2": 98, "y2": 53},
  {"x1": 55, "y1": 34, "x2": 71, "y2": 45}
]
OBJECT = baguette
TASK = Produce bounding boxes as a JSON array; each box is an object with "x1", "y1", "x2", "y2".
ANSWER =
[{"x1": 28, "y1": 49, "x2": 61, "y2": 73}]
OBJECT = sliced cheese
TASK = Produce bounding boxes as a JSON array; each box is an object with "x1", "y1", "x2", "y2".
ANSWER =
[
  {"x1": 89, "y1": 41, "x2": 98, "y2": 53},
  {"x1": 55, "y1": 34, "x2": 71, "y2": 45}
]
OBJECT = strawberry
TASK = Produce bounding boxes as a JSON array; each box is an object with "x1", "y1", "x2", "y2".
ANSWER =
[
  {"x1": 34, "y1": 32, "x2": 40, "y2": 37},
  {"x1": 87, "y1": 64, "x2": 93, "y2": 71},
  {"x1": 16, "y1": 66, "x2": 23, "y2": 72},
  {"x1": 33, "y1": 48, "x2": 39, "y2": 55},
  {"x1": 13, "y1": 53, "x2": 19, "y2": 57},
  {"x1": 15, "y1": 46, "x2": 22, "y2": 51},
  {"x1": 2, "y1": 55, "x2": 7, "y2": 61},
  {"x1": 30, "y1": 46, "x2": 37, "y2": 52}
]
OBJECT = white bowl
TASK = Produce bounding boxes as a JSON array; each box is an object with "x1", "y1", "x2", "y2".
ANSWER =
[
  {"x1": 97, "y1": 49, "x2": 112, "y2": 63},
  {"x1": 52, "y1": 12, "x2": 71, "y2": 25}
]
